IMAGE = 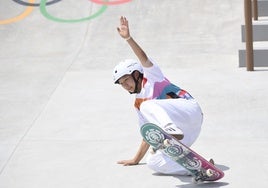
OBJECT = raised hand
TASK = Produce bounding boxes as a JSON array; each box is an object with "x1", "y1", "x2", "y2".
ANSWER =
[{"x1": 117, "y1": 16, "x2": 130, "y2": 39}]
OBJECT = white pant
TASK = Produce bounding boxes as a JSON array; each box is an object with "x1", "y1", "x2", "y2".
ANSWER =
[{"x1": 139, "y1": 98, "x2": 203, "y2": 175}]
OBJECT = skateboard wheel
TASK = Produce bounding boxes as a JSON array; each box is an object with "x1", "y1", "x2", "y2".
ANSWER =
[
  {"x1": 206, "y1": 169, "x2": 214, "y2": 177},
  {"x1": 163, "y1": 139, "x2": 171, "y2": 146}
]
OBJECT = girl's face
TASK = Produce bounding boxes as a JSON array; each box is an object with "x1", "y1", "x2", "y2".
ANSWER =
[{"x1": 118, "y1": 75, "x2": 135, "y2": 93}]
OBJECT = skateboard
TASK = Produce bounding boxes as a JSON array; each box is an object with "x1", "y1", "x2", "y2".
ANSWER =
[{"x1": 140, "y1": 123, "x2": 224, "y2": 183}]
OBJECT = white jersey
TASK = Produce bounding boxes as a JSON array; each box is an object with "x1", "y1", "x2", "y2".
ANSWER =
[{"x1": 134, "y1": 58, "x2": 193, "y2": 127}]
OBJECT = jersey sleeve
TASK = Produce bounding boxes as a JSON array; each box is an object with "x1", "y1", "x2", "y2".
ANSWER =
[{"x1": 142, "y1": 57, "x2": 165, "y2": 82}]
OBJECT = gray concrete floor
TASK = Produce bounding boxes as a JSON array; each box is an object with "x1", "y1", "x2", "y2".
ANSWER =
[{"x1": 1, "y1": 0, "x2": 268, "y2": 187}]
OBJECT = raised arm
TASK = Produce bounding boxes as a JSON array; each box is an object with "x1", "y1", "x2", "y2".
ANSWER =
[{"x1": 117, "y1": 16, "x2": 153, "y2": 68}]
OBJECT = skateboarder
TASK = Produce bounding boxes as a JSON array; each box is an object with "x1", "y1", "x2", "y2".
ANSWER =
[{"x1": 114, "y1": 16, "x2": 203, "y2": 175}]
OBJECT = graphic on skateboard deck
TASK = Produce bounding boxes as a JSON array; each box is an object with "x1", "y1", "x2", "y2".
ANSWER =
[{"x1": 140, "y1": 123, "x2": 224, "y2": 183}]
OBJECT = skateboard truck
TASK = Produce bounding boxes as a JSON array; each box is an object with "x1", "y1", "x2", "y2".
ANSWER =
[{"x1": 192, "y1": 168, "x2": 214, "y2": 183}]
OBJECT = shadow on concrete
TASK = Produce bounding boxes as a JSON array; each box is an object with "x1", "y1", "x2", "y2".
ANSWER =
[
  {"x1": 176, "y1": 181, "x2": 229, "y2": 188},
  {"x1": 152, "y1": 163, "x2": 230, "y2": 188}
]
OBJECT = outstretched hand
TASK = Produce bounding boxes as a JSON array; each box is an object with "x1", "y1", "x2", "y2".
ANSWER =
[
  {"x1": 117, "y1": 159, "x2": 138, "y2": 166},
  {"x1": 117, "y1": 16, "x2": 130, "y2": 39}
]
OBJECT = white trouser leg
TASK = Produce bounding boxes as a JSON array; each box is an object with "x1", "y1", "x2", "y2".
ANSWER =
[
  {"x1": 146, "y1": 150, "x2": 190, "y2": 175},
  {"x1": 140, "y1": 99, "x2": 203, "y2": 175},
  {"x1": 140, "y1": 99, "x2": 203, "y2": 146}
]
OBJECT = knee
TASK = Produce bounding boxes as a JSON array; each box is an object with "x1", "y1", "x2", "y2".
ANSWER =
[
  {"x1": 146, "y1": 152, "x2": 172, "y2": 174},
  {"x1": 146, "y1": 152, "x2": 190, "y2": 175},
  {"x1": 140, "y1": 101, "x2": 154, "y2": 115},
  {"x1": 146, "y1": 153, "x2": 163, "y2": 173}
]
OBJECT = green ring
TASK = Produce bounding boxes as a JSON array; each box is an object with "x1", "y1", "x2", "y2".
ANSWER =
[{"x1": 40, "y1": 0, "x2": 107, "y2": 23}]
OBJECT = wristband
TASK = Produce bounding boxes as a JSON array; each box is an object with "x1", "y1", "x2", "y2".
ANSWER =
[{"x1": 125, "y1": 36, "x2": 131, "y2": 41}]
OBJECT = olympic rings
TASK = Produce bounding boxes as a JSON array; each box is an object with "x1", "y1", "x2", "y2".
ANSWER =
[
  {"x1": 13, "y1": 0, "x2": 61, "y2": 7},
  {"x1": 0, "y1": 0, "x2": 132, "y2": 25},
  {"x1": 40, "y1": 0, "x2": 107, "y2": 23},
  {"x1": 0, "y1": 0, "x2": 35, "y2": 25},
  {"x1": 90, "y1": 0, "x2": 132, "y2": 5}
]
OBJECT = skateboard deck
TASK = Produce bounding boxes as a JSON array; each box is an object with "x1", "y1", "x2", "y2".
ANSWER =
[{"x1": 140, "y1": 123, "x2": 224, "y2": 182}]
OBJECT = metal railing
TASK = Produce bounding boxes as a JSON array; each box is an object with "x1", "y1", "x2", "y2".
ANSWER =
[
  {"x1": 244, "y1": 0, "x2": 254, "y2": 71},
  {"x1": 253, "y1": 0, "x2": 258, "y2": 20}
]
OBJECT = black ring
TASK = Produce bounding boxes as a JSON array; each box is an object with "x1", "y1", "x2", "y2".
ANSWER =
[{"x1": 13, "y1": 0, "x2": 62, "y2": 7}]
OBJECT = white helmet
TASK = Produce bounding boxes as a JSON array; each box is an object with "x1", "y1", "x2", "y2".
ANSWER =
[{"x1": 113, "y1": 59, "x2": 143, "y2": 84}]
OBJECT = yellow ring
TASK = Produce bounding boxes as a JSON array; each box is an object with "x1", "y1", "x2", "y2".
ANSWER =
[{"x1": 0, "y1": 0, "x2": 35, "y2": 25}]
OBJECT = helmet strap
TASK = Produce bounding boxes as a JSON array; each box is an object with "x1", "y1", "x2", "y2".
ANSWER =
[{"x1": 129, "y1": 71, "x2": 143, "y2": 94}]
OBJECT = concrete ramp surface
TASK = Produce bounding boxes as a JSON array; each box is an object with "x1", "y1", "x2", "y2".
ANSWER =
[{"x1": 1, "y1": 0, "x2": 268, "y2": 187}]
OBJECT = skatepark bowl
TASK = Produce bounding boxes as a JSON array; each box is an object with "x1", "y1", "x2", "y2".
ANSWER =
[{"x1": 1, "y1": 0, "x2": 268, "y2": 187}]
